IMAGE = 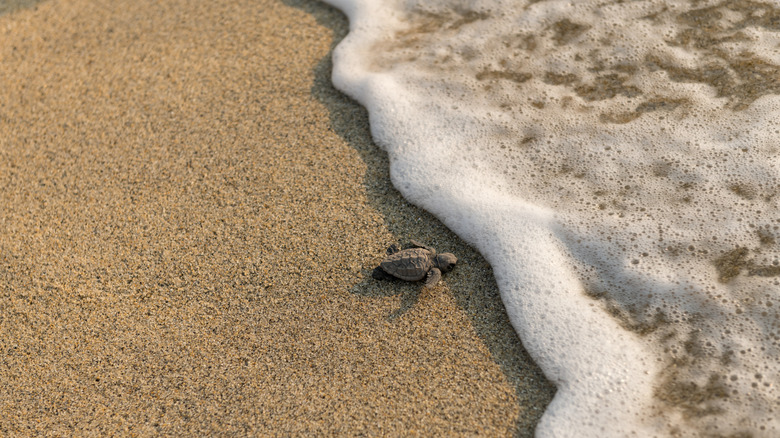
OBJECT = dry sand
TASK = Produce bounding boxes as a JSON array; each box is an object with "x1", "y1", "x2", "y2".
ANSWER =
[{"x1": 0, "y1": 0, "x2": 555, "y2": 435}]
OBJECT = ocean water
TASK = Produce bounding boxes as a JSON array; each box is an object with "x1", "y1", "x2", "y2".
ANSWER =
[{"x1": 322, "y1": 0, "x2": 780, "y2": 436}]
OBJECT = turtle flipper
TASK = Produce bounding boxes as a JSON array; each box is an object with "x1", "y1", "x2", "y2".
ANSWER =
[
  {"x1": 372, "y1": 266, "x2": 396, "y2": 281},
  {"x1": 424, "y1": 268, "x2": 442, "y2": 288},
  {"x1": 408, "y1": 240, "x2": 435, "y2": 254}
]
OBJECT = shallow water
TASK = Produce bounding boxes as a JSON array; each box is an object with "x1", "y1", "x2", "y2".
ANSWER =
[
  {"x1": 0, "y1": 0, "x2": 45, "y2": 15},
  {"x1": 322, "y1": 0, "x2": 780, "y2": 436}
]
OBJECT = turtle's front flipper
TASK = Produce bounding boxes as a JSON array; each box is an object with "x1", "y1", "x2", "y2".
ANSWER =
[
  {"x1": 423, "y1": 268, "x2": 442, "y2": 288},
  {"x1": 408, "y1": 240, "x2": 434, "y2": 253}
]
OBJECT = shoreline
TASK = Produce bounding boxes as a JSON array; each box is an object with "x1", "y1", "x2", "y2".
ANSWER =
[{"x1": 0, "y1": 0, "x2": 555, "y2": 435}]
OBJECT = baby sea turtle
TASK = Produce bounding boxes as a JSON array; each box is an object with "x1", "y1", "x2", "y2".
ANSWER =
[{"x1": 372, "y1": 240, "x2": 457, "y2": 288}]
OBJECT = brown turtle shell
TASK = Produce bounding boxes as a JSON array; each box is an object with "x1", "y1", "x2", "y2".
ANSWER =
[{"x1": 380, "y1": 248, "x2": 433, "y2": 281}]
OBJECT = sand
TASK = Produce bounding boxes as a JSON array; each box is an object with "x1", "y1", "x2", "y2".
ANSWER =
[{"x1": 0, "y1": 0, "x2": 555, "y2": 435}]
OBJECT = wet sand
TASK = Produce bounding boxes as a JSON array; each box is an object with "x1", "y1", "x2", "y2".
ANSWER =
[{"x1": 0, "y1": 0, "x2": 554, "y2": 435}]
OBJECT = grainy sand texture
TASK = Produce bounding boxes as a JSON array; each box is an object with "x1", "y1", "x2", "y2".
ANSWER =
[{"x1": 0, "y1": 0, "x2": 555, "y2": 435}]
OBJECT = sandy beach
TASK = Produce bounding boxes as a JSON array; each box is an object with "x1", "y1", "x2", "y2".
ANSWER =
[{"x1": 0, "y1": 0, "x2": 554, "y2": 435}]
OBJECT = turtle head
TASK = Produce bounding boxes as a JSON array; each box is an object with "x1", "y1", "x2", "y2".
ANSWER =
[{"x1": 434, "y1": 253, "x2": 457, "y2": 272}]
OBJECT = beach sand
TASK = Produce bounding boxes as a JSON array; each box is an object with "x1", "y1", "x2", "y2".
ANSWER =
[{"x1": 0, "y1": 0, "x2": 555, "y2": 435}]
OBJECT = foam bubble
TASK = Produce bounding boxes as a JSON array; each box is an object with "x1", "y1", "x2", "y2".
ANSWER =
[{"x1": 324, "y1": 0, "x2": 780, "y2": 435}]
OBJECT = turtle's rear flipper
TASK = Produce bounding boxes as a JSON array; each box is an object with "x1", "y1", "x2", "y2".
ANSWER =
[
  {"x1": 372, "y1": 266, "x2": 396, "y2": 281},
  {"x1": 424, "y1": 268, "x2": 442, "y2": 288}
]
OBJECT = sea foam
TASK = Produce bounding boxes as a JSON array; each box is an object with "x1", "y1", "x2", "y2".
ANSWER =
[{"x1": 323, "y1": 0, "x2": 780, "y2": 436}]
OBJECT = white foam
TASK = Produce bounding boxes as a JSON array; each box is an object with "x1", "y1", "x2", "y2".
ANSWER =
[{"x1": 323, "y1": 0, "x2": 780, "y2": 435}]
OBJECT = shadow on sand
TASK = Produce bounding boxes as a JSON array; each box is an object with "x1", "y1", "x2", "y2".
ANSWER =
[{"x1": 283, "y1": 0, "x2": 557, "y2": 436}]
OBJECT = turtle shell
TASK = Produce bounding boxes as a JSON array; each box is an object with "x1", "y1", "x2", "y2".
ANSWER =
[{"x1": 380, "y1": 248, "x2": 433, "y2": 281}]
